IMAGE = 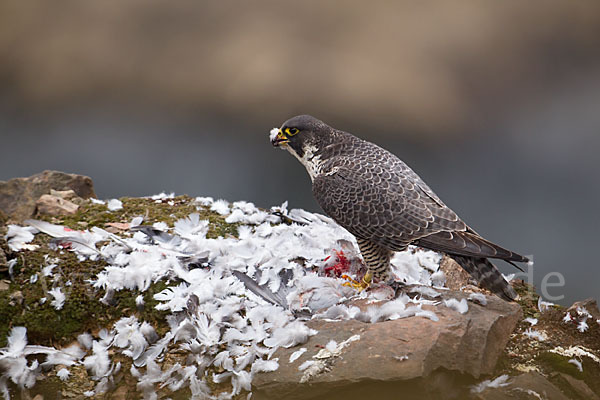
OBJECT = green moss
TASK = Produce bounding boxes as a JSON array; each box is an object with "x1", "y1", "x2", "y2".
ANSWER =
[
  {"x1": 1, "y1": 277, "x2": 171, "y2": 347},
  {"x1": 0, "y1": 294, "x2": 15, "y2": 347},
  {"x1": 0, "y1": 194, "x2": 259, "y2": 399},
  {"x1": 42, "y1": 195, "x2": 239, "y2": 239},
  {"x1": 537, "y1": 352, "x2": 584, "y2": 378},
  {"x1": 107, "y1": 281, "x2": 171, "y2": 335},
  {"x1": 536, "y1": 351, "x2": 600, "y2": 394},
  {"x1": 10, "y1": 290, "x2": 96, "y2": 345},
  {"x1": 497, "y1": 346, "x2": 600, "y2": 398},
  {"x1": 0, "y1": 232, "x2": 174, "y2": 346},
  {"x1": 0, "y1": 195, "x2": 245, "y2": 348},
  {"x1": 54, "y1": 195, "x2": 199, "y2": 229},
  {"x1": 196, "y1": 208, "x2": 239, "y2": 239},
  {"x1": 0, "y1": 231, "x2": 109, "y2": 345}
]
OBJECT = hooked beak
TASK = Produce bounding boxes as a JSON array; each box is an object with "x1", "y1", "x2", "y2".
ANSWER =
[{"x1": 271, "y1": 128, "x2": 289, "y2": 147}]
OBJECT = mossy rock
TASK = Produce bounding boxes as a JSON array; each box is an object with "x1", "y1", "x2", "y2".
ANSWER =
[{"x1": 0, "y1": 195, "x2": 239, "y2": 348}]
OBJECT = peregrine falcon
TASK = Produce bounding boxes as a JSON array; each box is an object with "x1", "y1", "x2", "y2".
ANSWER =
[{"x1": 271, "y1": 114, "x2": 530, "y2": 301}]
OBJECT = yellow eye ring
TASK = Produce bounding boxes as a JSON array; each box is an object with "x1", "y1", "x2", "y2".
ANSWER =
[{"x1": 285, "y1": 127, "x2": 299, "y2": 136}]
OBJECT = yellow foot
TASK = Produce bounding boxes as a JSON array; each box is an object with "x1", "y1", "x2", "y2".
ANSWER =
[{"x1": 342, "y1": 271, "x2": 372, "y2": 291}]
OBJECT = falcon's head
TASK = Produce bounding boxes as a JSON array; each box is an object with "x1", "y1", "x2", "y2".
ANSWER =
[{"x1": 270, "y1": 115, "x2": 331, "y2": 159}]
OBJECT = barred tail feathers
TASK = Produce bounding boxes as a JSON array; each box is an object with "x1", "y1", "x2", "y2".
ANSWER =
[{"x1": 452, "y1": 256, "x2": 518, "y2": 301}]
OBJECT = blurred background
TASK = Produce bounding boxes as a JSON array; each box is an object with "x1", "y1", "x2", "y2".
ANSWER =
[{"x1": 1, "y1": 0, "x2": 599, "y2": 305}]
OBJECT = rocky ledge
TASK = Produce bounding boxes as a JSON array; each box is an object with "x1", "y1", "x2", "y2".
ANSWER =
[
  {"x1": 253, "y1": 290, "x2": 521, "y2": 399},
  {"x1": 0, "y1": 172, "x2": 598, "y2": 400}
]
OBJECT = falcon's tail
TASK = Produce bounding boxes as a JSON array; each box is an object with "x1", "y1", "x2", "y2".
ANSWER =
[{"x1": 451, "y1": 256, "x2": 518, "y2": 301}]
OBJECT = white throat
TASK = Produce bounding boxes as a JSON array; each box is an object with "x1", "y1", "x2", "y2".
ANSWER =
[{"x1": 285, "y1": 143, "x2": 322, "y2": 182}]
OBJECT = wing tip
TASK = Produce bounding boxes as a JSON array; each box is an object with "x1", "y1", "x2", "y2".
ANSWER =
[{"x1": 500, "y1": 284, "x2": 520, "y2": 302}]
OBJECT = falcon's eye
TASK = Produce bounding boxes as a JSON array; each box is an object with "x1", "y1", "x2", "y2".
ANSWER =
[{"x1": 285, "y1": 127, "x2": 299, "y2": 136}]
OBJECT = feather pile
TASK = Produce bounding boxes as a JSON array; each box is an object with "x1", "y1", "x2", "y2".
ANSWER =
[{"x1": 2, "y1": 195, "x2": 444, "y2": 398}]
